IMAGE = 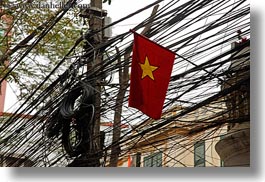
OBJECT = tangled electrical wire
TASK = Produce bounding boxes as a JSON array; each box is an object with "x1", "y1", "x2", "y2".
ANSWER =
[
  {"x1": 0, "y1": 0, "x2": 250, "y2": 167},
  {"x1": 46, "y1": 80, "x2": 95, "y2": 157}
]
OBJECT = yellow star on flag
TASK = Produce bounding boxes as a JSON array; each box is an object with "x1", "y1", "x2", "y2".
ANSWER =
[{"x1": 139, "y1": 56, "x2": 158, "y2": 80}]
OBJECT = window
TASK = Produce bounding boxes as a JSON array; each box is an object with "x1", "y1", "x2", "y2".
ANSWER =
[
  {"x1": 143, "y1": 152, "x2": 162, "y2": 167},
  {"x1": 194, "y1": 141, "x2": 205, "y2": 167}
]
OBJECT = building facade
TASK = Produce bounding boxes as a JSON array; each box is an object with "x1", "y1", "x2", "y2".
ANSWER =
[
  {"x1": 215, "y1": 40, "x2": 250, "y2": 167},
  {"x1": 118, "y1": 104, "x2": 228, "y2": 167}
]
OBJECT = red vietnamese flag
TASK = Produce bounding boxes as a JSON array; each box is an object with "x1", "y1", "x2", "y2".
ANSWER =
[{"x1": 128, "y1": 31, "x2": 175, "y2": 120}]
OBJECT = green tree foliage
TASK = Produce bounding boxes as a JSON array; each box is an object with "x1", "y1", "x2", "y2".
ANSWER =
[{"x1": 0, "y1": 0, "x2": 85, "y2": 101}]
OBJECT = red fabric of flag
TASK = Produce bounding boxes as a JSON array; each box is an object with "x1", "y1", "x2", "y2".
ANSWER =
[{"x1": 128, "y1": 31, "x2": 175, "y2": 119}]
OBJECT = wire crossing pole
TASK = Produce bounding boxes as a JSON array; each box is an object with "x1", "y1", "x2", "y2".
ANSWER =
[
  {"x1": 68, "y1": 0, "x2": 106, "y2": 167},
  {"x1": 89, "y1": 0, "x2": 103, "y2": 166},
  {"x1": 89, "y1": 0, "x2": 104, "y2": 167}
]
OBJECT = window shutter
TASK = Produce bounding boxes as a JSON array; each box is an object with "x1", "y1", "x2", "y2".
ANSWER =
[{"x1": 194, "y1": 141, "x2": 205, "y2": 167}]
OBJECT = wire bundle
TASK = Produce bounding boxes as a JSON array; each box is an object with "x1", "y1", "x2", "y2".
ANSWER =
[{"x1": 0, "y1": 0, "x2": 250, "y2": 167}]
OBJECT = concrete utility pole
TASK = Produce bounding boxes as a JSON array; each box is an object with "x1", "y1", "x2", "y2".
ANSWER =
[
  {"x1": 78, "y1": 0, "x2": 106, "y2": 167},
  {"x1": 68, "y1": 0, "x2": 106, "y2": 167},
  {"x1": 89, "y1": 0, "x2": 104, "y2": 167}
]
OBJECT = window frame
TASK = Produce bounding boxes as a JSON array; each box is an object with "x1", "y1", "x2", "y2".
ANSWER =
[
  {"x1": 194, "y1": 141, "x2": 205, "y2": 167},
  {"x1": 143, "y1": 151, "x2": 162, "y2": 167}
]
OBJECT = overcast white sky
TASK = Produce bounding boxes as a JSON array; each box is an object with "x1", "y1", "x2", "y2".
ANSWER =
[{"x1": 102, "y1": 0, "x2": 162, "y2": 35}]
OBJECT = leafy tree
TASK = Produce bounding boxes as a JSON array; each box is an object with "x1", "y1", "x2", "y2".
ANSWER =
[{"x1": 0, "y1": 0, "x2": 85, "y2": 101}]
